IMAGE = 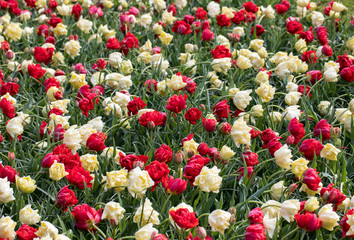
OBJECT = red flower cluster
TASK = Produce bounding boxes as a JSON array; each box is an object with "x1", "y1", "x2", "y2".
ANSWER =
[
  {"x1": 169, "y1": 208, "x2": 199, "y2": 229},
  {"x1": 71, "y1": 204, "x2": 102, "y2": 231},
  {"x1": 211, "y1": 45, "x2": 232, "y2": 59}
]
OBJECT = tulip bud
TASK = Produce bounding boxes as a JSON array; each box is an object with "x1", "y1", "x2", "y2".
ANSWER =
[
  {"x1": 109, "y1": 218, "x2": 118, "y2": 226},
  {"x1": 330, "y1": 127, "x2": 341, "y2": 139},
  {"x1": 6, "y1": 76, "x2": 12, "y2": 82},
  {"x1": 174, "y1": 150, "x2": 184, "y2": 164},
  {"x1": 322, "y1": 191, "x2": 330, "y2": 203},
  {"x1": 228, "y1": 207, "x2": 237, "y2": 215},
  {"x1": 196, "y1": 227, "x2": 207, "y2": 239},
  {"x1": 140, "y1": 4, "x2": 146, "y2": 12},
  {"x1": 12, "y1": 77, "x2": 19, "y2": 83},
  {"x1": 287, "y1": 183, "x2": 298, "y2": 194},
  {"x1": 229, "y1": 214, "x2": 236, "y2": 225},
  {"x1": 334, "y1": 138, "x2": 341, "y2": 146},
  {"x1": 286, "y1": 135, "x2": 295, "y2": 145},
  {"x1": 133, "y1": 161, "x2": 144, "y2": 169},
  {"x1": 199, "y1": 104, "x2": 206, "y2": 112},
  {"x1": 147, "y1": 120, "x2": 155, "y2": 130},
  {"x1": 117, "y1": 5, "x2": 123, "y2": 11},
  {"x1": 222, "y1": 159, "x2": 229, "y2": 165},
  {"x1": 8, "y1": 152, "x2": 15, "y2": 161},
  {"x1": 6, "y1": 50, "x2": 14, "y2": 60}
]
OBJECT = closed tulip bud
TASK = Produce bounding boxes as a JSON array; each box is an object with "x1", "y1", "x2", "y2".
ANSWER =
[
  {"x1": 228, "y1": 207, "x2": 237, "y2": 215},
  {"x1": 229, "y1": 214, "x2": 236, "y2": 225},
  {"x1": 196, "y1": 227, "x2": 207, "y2": 239},
  {"x1": 140, "y1": 4, "x2": 146, "y2": 12},
  {"x1": 6, "y1": 50, "x2": 14, "y2": 60},
  {"x1": 199, "y1": 104, "x2": 206, "y2": 112},
  {"x1": 6, "y1": 76, "x2": 12, "y2": 82},
  {"x1": 8, "y1": 152, "x2": 15, "y2": 161},
  {"x1": 322, "y1": 191, "x2": 330, "y2": 203},
  {"x1": 147, "y1": 121, "x2": 155, "y2": 130},
  {"x1": 133, "y1": 161, "x2": 144, "y2": 169},
  {"x1": 330, "y1": 127, "x2": 341, "y2": 138},
  {"x1": 174, "y1": 150, "x2": 184, "y2": 164},
  {"x1": 12, "y1": 77, "x2": 19, "y2": 83},
  {"x1": 288, "y1": 183, "x2": 298, "y2": 194},
  {"x1": 218, "y1": 122, "x2": 232, "y2": 135}
]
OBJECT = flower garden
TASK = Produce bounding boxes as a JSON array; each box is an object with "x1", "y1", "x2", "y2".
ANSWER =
[{"x1": 0, "y1": 0, "x2": 353, "y2": 239}]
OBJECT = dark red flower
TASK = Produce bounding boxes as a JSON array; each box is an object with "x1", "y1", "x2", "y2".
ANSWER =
[
  {"x1": 320, "y1": 183, "x2": 346, "y2": 210},
  {"x1": 294, "y1": 212, "x2": 322, "y2": 232},
  {"x1": 185, "y1": 108, "x2": 201, "y2": 125},
  {"x1": 288, "y1": 118, "x2": 305, "y2": 145},
  {"x1": 165, "y1": 176, "x2": 187, "y2": 195},
  {"x1": 336, "y1": 54, "x2": 353, "y2": 71},
  {"x1": 56, "y1": 185, "x2": 78, "y2": 211},
  {"x1": 261, "y1": 128, "x2": 279, "y2": 146},
  {"x1": 139, "y1": 111, "x2": 166, "y2": 128},
  {"x1": 306, "y1": 70, "x2": 323, "y2": 84},
  {"x1": 154, "y1": 144, "x2": 173, "y2": 163},
  {"x1": 202, "y1": 118, "x2": 217, "y2": 132},
  {"x1": 197, "y1": 142, "x2": 210, "y2": 156},
  {"x1": 211, "y1": 45, "x2": 231, "y2": 59},
  {"x1": 299, "y1": 139, "x2": 323, "y2": 160},
  {"x1": 340, "y1": 66, "x2": 354, "y2": 82},
  {"x1": 127, "y1": 97, "x2": 146, "y2": 116},
  {"x1": 123, "y1": 32, "x2": 139, "y2": 48},
  {"x1": 171, "y1": 21, "x2": 192, "y2": 35},
  {"x1": 0, "y1": 98, "x2": 15, "y2": 118},
  {"x1": 119, "y1": 153, "x2": 148, "y2": 171},
  {"x1": 16, "y1": 224, "x2": 37, "y2": 240},
  {"x1": 240, "y1": 151, "x2": 259, "y2": 166},
  {"x1": 145, "y1": 161, "x2": 170, "y2": 191},
  {"x1": 245, "y1": 224, "x2": 266, "y2": 240},
  {"x1": 313, "y1": 119, "x2": 332, "y2": 141},
  {"x1": 299, "y1": 27, "x2": 314, "y2": 43},
  {"x1": 216, "y1": 14, "x2": 231, "y2": 27},
  {"x1": 267, "y1": 139, "x2": 283, "y2": 157},
  {"x1": 218, "y1": 122, "x2": 231, "y2": 135},
  {"x1": 303, "y1": 168, "x2": 321, "y2": 191},
  {"x1": 231, "y1": 10, "x2": 246, "y2": 25},
  {"x1": 66, "y1": 166, "x2": 93, "y2": 189},
  {"x1": 0, "y1": 163, "x2": 17, "y2": 183},
  {"x1": 71, "y1": 4, "x2": 82, "y2": 20},
  {"x1": 298, "y1": 85, "x2": 312, "y2": 97},
  {"x1": 275, "y1": 2, "x2": 289, "y2": 14},
  {"x1": 34, "y1": 46, "x2": 54, "y2": 65},
  {"x1": 301, "y1": 50, "x2": 318, "y2": 64},
  {"x1": 166, "y1": 94, "x2": 187, "y2": 114},
  {"x1": 106, "y1": 38, "x2": 121, "y2": 50},
  {"x1": 195, "y1": 7, "x2": 207, "y2": 20},
  {"x1": 244, "y1": 1, "x2": 258, "y2": 13},
  {"x1": 316, "y1": 26, "x2": 328, "y2": 45},
  {"x1": 184, "y1": 155, "x2": 209, "y2": 185},
  {"x1": 169, "y1": 208, "x2": 199, "y2": 229},
  {"x1": 71, "y1": 204, "x2": 102, "y2": 231},
  {"x1": 286, "y1": 20, "x2": 303, "y2": 34},
  {"x1": 0, "y1": 82, "x2": 20, "y2": 95},
  {"x1": 28, "y1": 64, "x2": 46, "y2": 80},
  {"x1": 340, "y1": 209, "x2": 354, "y2": 238},
  {"x1": 86, "y1": 131, "x2": 106, "y2": 152},
  {"x1": 201, "y1": 29, "x2": 214, "y2": 41},
  {"x1": 321, "y1": 44, "x2": 333, "y2": 57},
  {"x1": 213, "y1": 100, "x2": 230, "y2": 120},
  {"x1": 248, "y1": 208, "x2": 264, "y2": 224},
  {"x1": 251, "y1": 24, "x2": 264, "y2": 37}
]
